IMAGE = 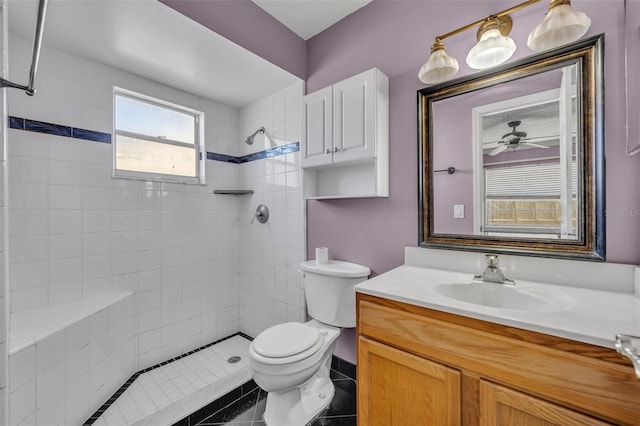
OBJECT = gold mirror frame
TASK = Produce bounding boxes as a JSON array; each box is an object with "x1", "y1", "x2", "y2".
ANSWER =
[{"x1": 418, "y1": 35, "x2": 604, "y2": 260}]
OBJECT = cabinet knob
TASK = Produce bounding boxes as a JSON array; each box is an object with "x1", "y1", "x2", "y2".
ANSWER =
[
  {"x1": 325, "y1": 148, "x2": 332, "y2": 155},
  {"x1": 333, "y1": 147, "x2": 340, "y2": 153}
]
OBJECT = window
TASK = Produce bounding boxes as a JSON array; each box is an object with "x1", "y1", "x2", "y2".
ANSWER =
[
  {"x1": 113, "y1": 88, "x2": 204, "y2": 184},
  {"x1": 484, "y1": 162, "x2": 577, "y2": 237}
]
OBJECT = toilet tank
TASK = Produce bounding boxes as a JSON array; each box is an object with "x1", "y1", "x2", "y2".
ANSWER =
[{"x1": 299, "y1": 260, "x2": 370, "y2": 328}]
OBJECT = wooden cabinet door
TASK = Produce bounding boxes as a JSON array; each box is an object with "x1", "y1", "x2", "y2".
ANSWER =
[
  {"x1": 358, "y1": 336, "x2": 461, "y2": 426},
  {"x1": 301, "y1": 86, "x2": 333, "y2": 168},
  {"x1": 332, "y1": 69, "x2": 376, "y2": 164},
  {"x1": 479, "y1": 381, "x2": 612, "y2": 426}
]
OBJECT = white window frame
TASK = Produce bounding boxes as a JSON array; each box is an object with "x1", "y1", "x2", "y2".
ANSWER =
[
  {"x1": 471, "y1": 88, "x2": 562, "y2": 235},
  {"x1": 113, "y1": 87, "x2": 205, "y2": 184}
]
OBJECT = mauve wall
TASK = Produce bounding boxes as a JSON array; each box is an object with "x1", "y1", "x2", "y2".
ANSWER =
[
  {"x1": 306, "y1": 0, "x2": 640, "y2": 279},
  {"x1": 431, "y1": 95, "x2": 474, "y2": 234},
  {"x1": 432, "y1": 69, "x2": 561, "y2": 234},
  {"x1": 159, "y1": 0, "x2": 306, "y2": 79}
]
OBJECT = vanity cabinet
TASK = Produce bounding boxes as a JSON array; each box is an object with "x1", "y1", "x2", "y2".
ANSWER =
[
  {"x1": 357, "y1": 294, "x2": 640, "y2": 426},
  {"x1": 358, "y1": 336, "x2": 460, "y2": 425},
  {"x1": 301, "y1": 68, "x2": 389, "y2": 199}
]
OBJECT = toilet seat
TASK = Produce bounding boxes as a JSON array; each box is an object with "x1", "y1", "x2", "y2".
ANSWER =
[{"x1": 250, "y1": 322, "x2": 324, "y2": 365}]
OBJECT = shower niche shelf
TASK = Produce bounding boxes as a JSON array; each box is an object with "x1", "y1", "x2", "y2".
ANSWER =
[{"x1": 213, "y1": 190, "x2": 254, "y2": 195}]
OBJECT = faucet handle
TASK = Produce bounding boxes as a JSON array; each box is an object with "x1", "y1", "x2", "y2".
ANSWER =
[{"x1": 485, "y1": 254, "x2": 500, "y2": 267}]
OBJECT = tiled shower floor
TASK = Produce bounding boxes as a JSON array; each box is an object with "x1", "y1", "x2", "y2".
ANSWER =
[{"x1": 90, "y1": 335, "x2": 252, "y2": 425}]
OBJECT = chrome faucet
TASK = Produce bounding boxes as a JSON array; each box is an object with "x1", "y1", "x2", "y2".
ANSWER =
[{"x1": 474, "y1": 254, "x2": 515, "y2": 285}]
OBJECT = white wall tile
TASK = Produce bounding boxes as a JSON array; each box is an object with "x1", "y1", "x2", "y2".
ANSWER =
[
  {"x1": 36, "y1": 361, "x2": 65, "y2": 410},
  {"x1": 48, "y1": 137, "x2": 82, "y2": 162},
  {"x1": 36, "y1": 330, "x2": 66, "y2": 376},
  {"x1": 9, "y1": 346, "x2": 35, "y2": 393},
  {"x1": 48, "y1": 257, "x2": 82, "y2": 285},
  {"x1": 8, "y1": 131, "x2": 49, "y2": 159},
  {"x1": 10, "y1": 261, "x2": 47, "y2": 291},
  {"x1": 49, "y1": 210, "x2": 82, "y2": 234},
  {"x1": 10, "y1": 183, "x2": 47, "y2": 210},
  {"x1": 48, "y1": 234, "x2": 82, "y2": 260},
  {"x1": 66, "y1": 319, "x2": 89, "y2": 355},
  {"x1": 48, "y1": 185, "x2": 81, "y2": 210},
  {"x1": 49, "y1": 281, "x2": 82, "y2": 305},
  {"x1": 11, "y1": 287, "x2": 48, "y2": 312},
  {"x1": 49, "y1": 159, "x2": 82, "y2": 186},
  {"x1": 9, "y1": 379, "x2": 35, "y2": 426}
]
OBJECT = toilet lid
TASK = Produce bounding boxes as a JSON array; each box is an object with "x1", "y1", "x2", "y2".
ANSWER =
[{"x1": 253, "y1": 323, "x2": 321, "y2": 358}]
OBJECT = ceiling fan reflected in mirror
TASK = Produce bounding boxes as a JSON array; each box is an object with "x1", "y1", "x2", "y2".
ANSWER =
[{"x1": 486, "y1": 120, "x2": 553, "y2": 156}]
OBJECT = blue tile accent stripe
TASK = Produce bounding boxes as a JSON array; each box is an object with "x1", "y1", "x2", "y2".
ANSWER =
[
  {"x1": 207, "y1": 152, "x2": 240, "y2": 164},
  {"x1": 8, "y1": 116, "x2": 300, "y2": 163},
  {"x1": 238, "y1": 142, "x2": 300, "y2": 163},
  {"x1": 9, "y1": 116, "x2": 24, "y2": 130},
  {"x1": 72, "y1": 127, "x2": 112, "y2": 144},
  {"x1": 24, "y1": 118, "x2": 72, "y2": 137}
]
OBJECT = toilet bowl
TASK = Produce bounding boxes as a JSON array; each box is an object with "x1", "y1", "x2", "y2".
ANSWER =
[
  {"x1": 249, "y1": 260, "x2": 370, "y2": 426},
  {"x1": 249, "y1": 320, "x2": 340, "y2": 425}
]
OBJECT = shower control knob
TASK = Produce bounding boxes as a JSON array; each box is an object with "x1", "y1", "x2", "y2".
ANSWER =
[{"x1": 251, "y1": 204, "x2": 269, "y2": 224}]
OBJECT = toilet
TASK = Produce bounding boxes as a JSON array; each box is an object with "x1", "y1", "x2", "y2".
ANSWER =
[{"x1": 249, "y1": 259, "x2": 370, "y2": 426}]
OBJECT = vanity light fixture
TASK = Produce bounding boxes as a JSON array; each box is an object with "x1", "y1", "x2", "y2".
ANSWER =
[
  {"x1": 466, "y1": 16, "x2": 516, "y2": 70},
  {"x1": 418, "y1": 0, "x2": 591, "y2": 84}
]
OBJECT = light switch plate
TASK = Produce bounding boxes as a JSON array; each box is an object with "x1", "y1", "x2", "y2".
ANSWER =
[{"x1": 454, "y1": 204, "x2": 465, "y2": 219}]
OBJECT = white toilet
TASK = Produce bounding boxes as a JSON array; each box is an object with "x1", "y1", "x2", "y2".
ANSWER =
[{"x1": 249, "y1": 259, "x2": 370, "y2": 426}]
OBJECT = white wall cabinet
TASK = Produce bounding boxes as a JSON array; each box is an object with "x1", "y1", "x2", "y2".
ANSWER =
[{"x1": 302, "y1": 68, "x2": 389, "y2": 199}]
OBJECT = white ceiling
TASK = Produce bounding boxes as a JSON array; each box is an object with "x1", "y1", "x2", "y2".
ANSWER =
[
  {"x1": 252, "y1": 0, "x2": 372, "y2": 40},
  {"x1": 8, "y1": 0, "x2": 301, "y2": 108}
]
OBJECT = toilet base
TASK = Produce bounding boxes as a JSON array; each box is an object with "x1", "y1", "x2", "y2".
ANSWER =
[{"x1": 262, "y1": 369, "x2": 335, "y2": 426}]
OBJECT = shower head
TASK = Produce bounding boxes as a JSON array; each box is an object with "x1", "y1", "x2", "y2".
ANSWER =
[{"x1": 244, "y1": 127, "x2": 265, "y2": 145}]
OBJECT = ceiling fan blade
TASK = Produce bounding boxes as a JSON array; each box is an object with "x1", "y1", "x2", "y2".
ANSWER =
[
  {"x1": 488, "y1": 144, "x2": 508, "y2": 156},
  {"x1": 484, "y1": 142, "x2": 501, "y2": 148},
  {"x1": 523, "y1": 142, "x2": 550, "y2": 148}
]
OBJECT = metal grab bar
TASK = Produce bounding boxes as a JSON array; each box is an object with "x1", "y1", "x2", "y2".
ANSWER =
[{"x1": 0, "y1": 0, "x2": 48, "y2": 96}]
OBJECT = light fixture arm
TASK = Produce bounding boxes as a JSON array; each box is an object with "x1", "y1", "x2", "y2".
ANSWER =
[{"x1": 433, "y1": 0, "x2": 541, "y2": 43}]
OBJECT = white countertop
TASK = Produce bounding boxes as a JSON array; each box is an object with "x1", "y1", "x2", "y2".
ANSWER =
[{"x1": 355, "y1": 265, "x2": 640, "y2": 349}]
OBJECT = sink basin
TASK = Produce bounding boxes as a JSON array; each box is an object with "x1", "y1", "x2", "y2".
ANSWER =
[{"x1": 433, "y1": 282, "x2": 570, "y2": 312}]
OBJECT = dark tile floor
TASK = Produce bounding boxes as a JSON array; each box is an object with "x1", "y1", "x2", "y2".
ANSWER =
[{"x1": 175, "y1": 367, "x2": 356, "y2": 426}]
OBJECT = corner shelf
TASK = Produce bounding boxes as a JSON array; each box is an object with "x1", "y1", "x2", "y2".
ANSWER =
[{"x1": 213, "y1": 190, "x2": 254, "y2": 195}]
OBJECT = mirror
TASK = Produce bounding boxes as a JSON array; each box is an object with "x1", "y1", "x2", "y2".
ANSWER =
[{"x1": 419, "y1": 35, "x2": 604, "y2": 260}]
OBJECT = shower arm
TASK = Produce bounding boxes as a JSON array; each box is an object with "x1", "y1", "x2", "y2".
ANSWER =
[
  {"x1": 245, "y1": 127, "x2": 265, "y2": 145},
  {"x1": 250, "y1": 127, "x2": 265, "y2": 138},
  {"x1": 0, "y1": 0, "x2": 49, "y2": 96}
]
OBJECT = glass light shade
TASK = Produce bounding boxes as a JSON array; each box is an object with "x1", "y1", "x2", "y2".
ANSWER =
[
  {"x1": 466, "y1": 28, "x2": 516, "y2": 69},
  {"x1": 527, "y1": 3, "x2": 591, "y2": 52},
  {"x1": 418, "y1": 44, "x2": 459, "y2": 84}
]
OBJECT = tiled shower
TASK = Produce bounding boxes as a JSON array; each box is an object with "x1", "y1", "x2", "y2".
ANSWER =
[{"x1": 3, "y1": 29, "x2": 305, "y2": 424}]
